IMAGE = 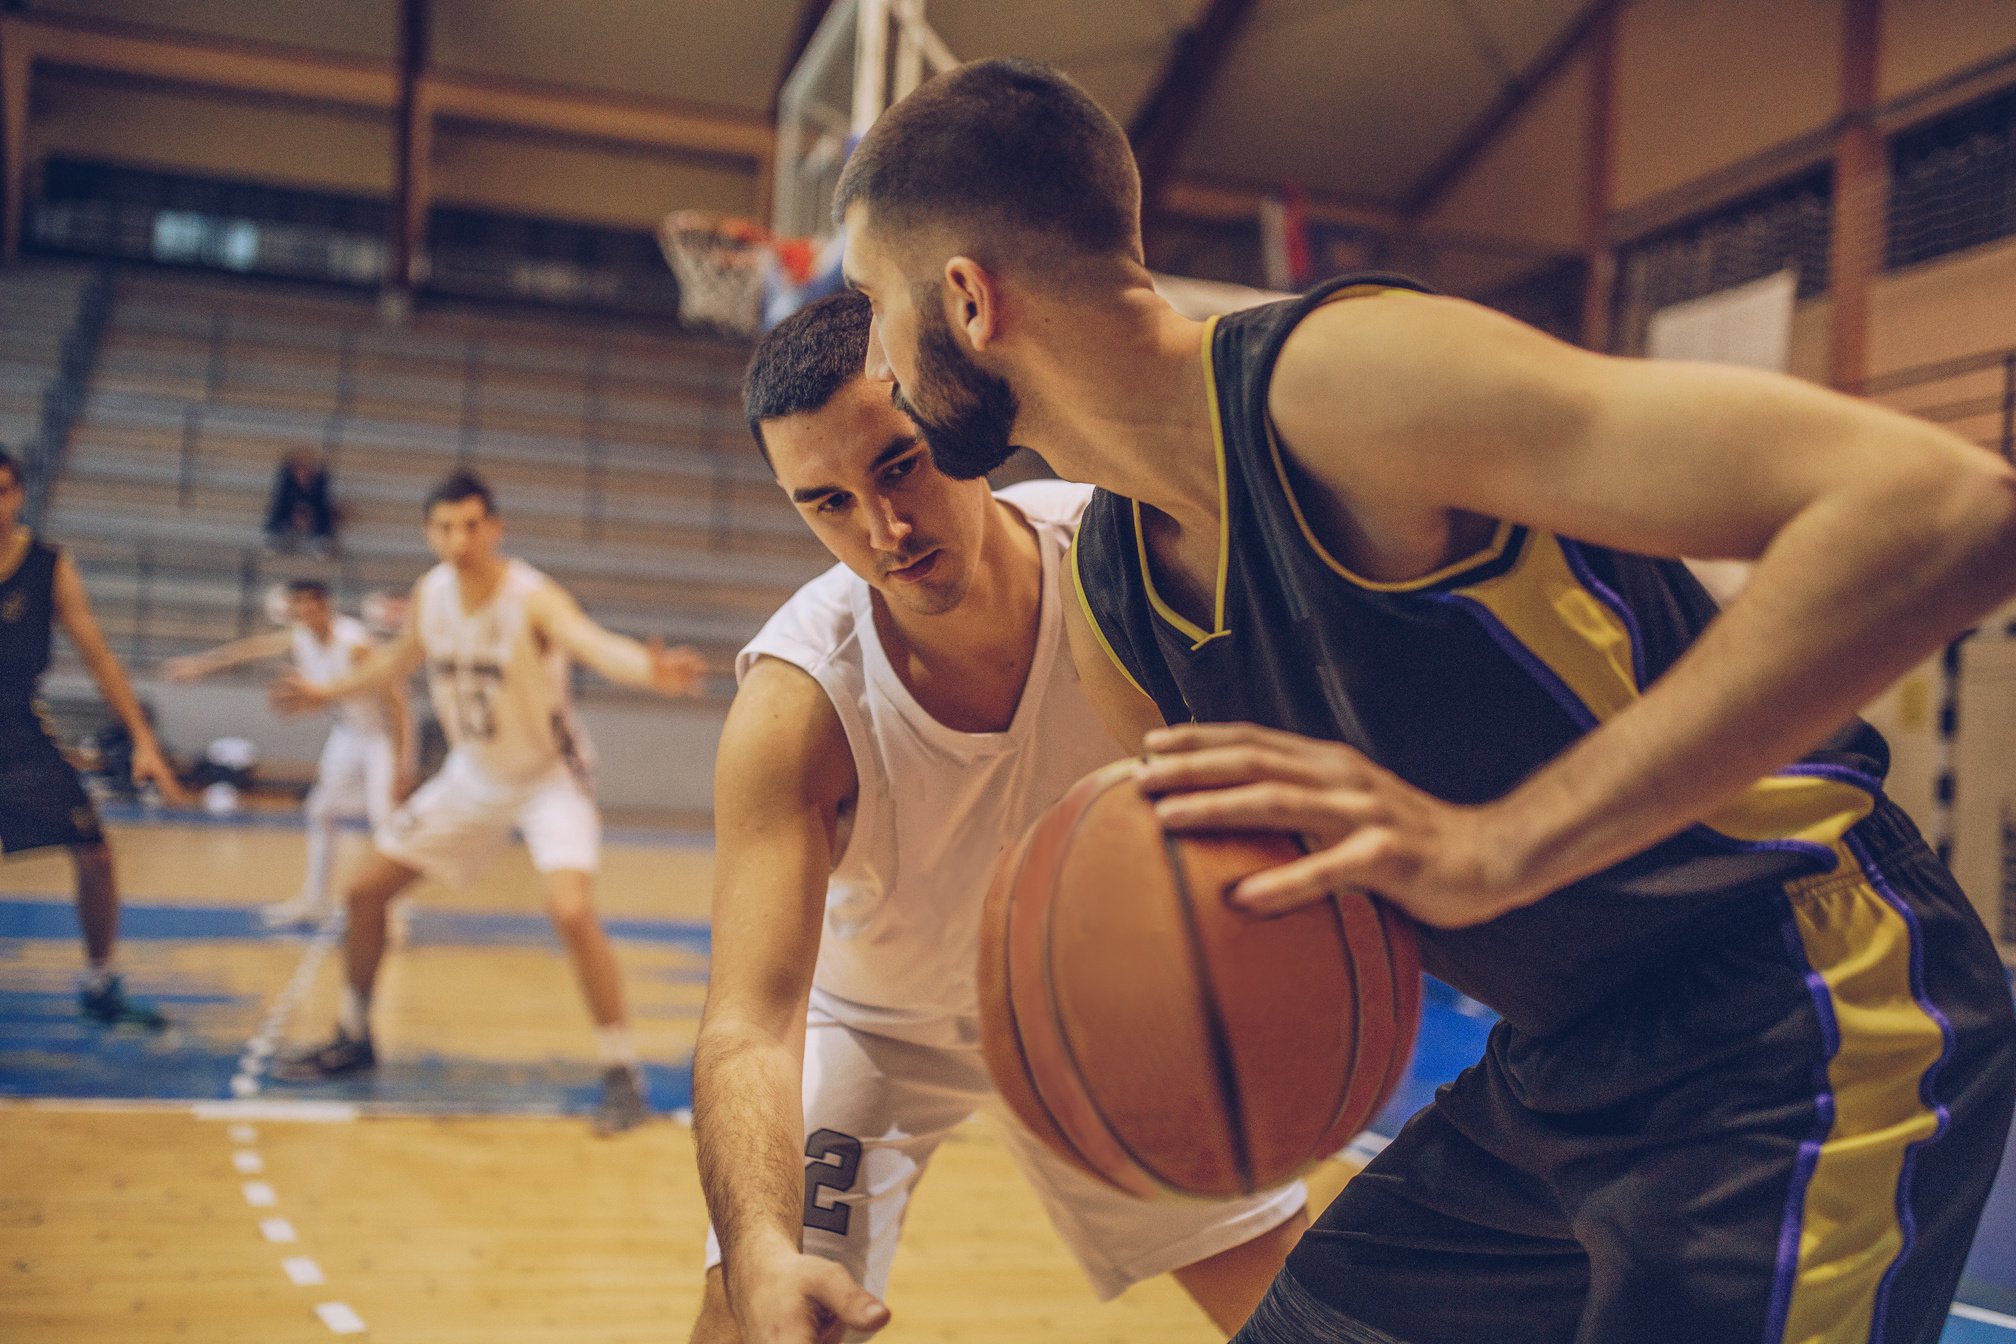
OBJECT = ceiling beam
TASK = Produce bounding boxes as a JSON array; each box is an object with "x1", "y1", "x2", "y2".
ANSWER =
[
  {"x1": 0, "y1": 11, "x2": 770, "y2": 161},
  {"x1": 1128, "y1": 0, "x2": 1261, "y2": 217},
  {"x1": 1405, "y1": 0, "x2": 1627, "y2": 218},
  {"x1": 1161, "y1": 176, "x2": 1563, "y2": 260}
]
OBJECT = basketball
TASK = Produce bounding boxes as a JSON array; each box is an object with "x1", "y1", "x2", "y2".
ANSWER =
[{"x1": 978, "y1": 759, "x2": 1422, "y2": 1200}]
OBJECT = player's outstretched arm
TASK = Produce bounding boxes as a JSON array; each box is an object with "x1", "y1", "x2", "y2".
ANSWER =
[
  {"x1": 271, "y1": 582, "x2": 425, "y2": 714},
  {"x1": 524, "y1": 580, "x2": 706, "y2": 698},
  {"x1": 161, "y1": 630, "x2": 293, "y2": 682},
  {"x1": 52, "y1": 553, "x2": 189, "y2": 804},
  {"x1": 1150, "y1": 292, "x2": 2016, "y2": 927},
  {"x1": 696, "y1": 657, "x2": 887, "y2": 1344}
]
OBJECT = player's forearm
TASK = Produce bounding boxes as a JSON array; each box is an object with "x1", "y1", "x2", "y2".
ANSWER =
[
  {"x1": 693, "y1": 1017, "x2": 812, "y2": 1273},
  {"x1": 319, "y1": 643, "x2": 418, "y2": 701},
  {"x1": 569, "y1": 624, "x2": 654, "y2": 690},
  {"x1": 84, "y1": 649, "x2": 162, "y2": 750},
  {"x1": 1485, "y1": 455, "x2": 2016, "y2": 909}
]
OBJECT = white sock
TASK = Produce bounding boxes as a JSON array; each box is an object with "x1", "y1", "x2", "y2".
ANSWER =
[
  {"x1": 302, "y1": 812, "x2": 335, "y2": 909},
  {"x1": 339, "y1": 985, "x2": 372, "y2": 1039},
  {"x1": 596, "y1": 1025, "x2": 638, "y2": 1070},
  {"x1": 83, "y1": 960, "x2": 116, "y2": 993}
]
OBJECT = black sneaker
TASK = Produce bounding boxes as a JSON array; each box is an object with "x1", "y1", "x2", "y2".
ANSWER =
[
  {"x1": 272, "y1": 1028, "x2": 376, "y2": 1080},
  {"x1": 590, "y1": 1065, "x2": 648, "y2": 1137},
  {"x1": 78, "y1": 976, "x2": 168, "y2": 1031}
]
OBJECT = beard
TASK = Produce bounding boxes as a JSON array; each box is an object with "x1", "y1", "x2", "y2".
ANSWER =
[{"x1": 894, "y1": 300, "x2": 1021, "y2": 482}]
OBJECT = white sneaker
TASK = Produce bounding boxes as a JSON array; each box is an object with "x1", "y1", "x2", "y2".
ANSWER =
[{"x1": 259, "y1": 896, "x2": 326, "y2": 929}]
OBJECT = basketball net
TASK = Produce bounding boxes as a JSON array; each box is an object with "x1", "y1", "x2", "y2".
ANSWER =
[{"x1": 656, "y1": 211, "x2": 774, "y2": 339}]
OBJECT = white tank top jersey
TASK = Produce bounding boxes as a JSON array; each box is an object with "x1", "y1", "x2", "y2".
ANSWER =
[
  {"x1": 736, "y1": 480, "x2": 1129, "y2": 1038},
  {"x1": 414, "y1": 558, "x2": 591, "y2": 785},
  {"x1": 291, "y1": 614, "x2": 388, "y2": 738}
]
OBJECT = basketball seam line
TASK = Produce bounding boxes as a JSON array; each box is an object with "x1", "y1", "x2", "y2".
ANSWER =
[{"x1": 1163, "y1": 827, "x2": 1255, "y2": 1196}]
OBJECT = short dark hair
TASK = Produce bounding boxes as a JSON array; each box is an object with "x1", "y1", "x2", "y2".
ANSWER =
[
  {"x1": 834, "y1": 59, "x2": 1141, "y2": 262},
  {"x1": 0, "y1": 446, "x2": 19, "y2": 487},
  {"x1": 424, "y1": 470, "x2": 495, "y2": 517},
  {"x1": 742, "y1": 291, "x2": 874, "y2": 469},
  {"x1": 285, "y1": 578, "x2": 330, "y2": 600}
]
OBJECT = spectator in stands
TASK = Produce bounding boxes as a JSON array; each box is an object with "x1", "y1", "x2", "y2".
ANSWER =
[{"x1": 264, "y1": 449, "x2": 337, "y2": 558}]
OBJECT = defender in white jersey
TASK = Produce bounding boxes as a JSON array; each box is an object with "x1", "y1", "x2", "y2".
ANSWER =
[
  {"x1": 692, "y1": 295, "x2": 1304, "y2": 1344},
  {"x1": 165, "y1": 579, "x2": 413, "y2": 927},
  {"x1": 269, "y1": 472, "x2": 706, "y2": 1135}
]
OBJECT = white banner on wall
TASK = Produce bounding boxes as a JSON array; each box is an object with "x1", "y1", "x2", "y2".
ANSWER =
[{"x1": 1645, "y1": 269, "x2": 1796, "y2": 370}]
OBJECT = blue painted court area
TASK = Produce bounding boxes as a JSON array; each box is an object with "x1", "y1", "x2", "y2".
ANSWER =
[
  {"x1": 0, "y1": 896, "x2": 705, "y2": 1117},
  {"x1": 4, "y1": 893, "x2": 2012, "y2": 1337}
]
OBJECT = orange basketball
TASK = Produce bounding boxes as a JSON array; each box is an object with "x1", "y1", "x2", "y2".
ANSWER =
[{"x1": 978, "y1": 759, "x2": 1421, "y2": 1199}]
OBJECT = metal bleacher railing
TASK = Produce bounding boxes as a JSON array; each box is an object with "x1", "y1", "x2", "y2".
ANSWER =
[{"x1": 21, "y1": 265, "x2": 112, "y2": 530}]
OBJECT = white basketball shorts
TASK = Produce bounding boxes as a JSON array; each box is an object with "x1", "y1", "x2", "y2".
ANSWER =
[
  {"x1": 703, "y1": 991, "x2": 1306, "y2": 1304},
  {"x1": 373, "y1": 750, "x2": 599, "y2": 890},
  {"x1": 306, "y1": 724, "x2": 398, "y2": 829}
]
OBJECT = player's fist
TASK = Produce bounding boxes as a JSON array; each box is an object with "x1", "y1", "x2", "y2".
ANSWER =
[
  {"x1": 269, "y1": 669, "x2": 329, "y2": 716},
  {"x1": 732, "y1": 1251, "x2": 889, "y2": 1344},
  {"x1": 646, "y1": 639, "x2": 708, "y2": 698}
]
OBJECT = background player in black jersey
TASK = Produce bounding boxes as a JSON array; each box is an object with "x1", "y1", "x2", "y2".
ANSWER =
[
  {"x1": 831, "y1": 60, "x2": 2016, "y2": 1344},
  {"x1": 0, "y1": 447, "x2": 188, "y2": 1028}
]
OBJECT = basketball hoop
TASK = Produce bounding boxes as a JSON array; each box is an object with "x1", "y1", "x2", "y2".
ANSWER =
[{"x1": 657, "y1": 211, "x2": 812, "y2": 340}]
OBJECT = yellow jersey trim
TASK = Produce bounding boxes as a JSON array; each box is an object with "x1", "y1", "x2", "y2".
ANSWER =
[
  {"x1": 1777, "y1": 848, "x2": 1949, "y2": 1342},
  {"x1": 1451, "y1": 531, "x2": 1875, "y2": 850},
  {"x1": 1128, "y1": 315, "x2": 1232, "y2": 653},
  {"x1": 1068, "y1": 526, "x2": 1152, "y2": 703}
]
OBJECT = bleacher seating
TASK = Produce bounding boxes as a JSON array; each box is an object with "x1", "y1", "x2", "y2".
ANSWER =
[{"x1": 39, "y1": 267, "x2": 836, "y2": 701}]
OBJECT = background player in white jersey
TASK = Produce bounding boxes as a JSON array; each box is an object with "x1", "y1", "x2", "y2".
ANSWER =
[
  {"x1": 268, "y1": 471, "x2": 706, "y2": 1135},
  {"x1": 163, "y1": 578, "x2": 414, "y2": 928},
  {"x1": 692, "y1": 295, "x2": 1305, "y2": 1344}
]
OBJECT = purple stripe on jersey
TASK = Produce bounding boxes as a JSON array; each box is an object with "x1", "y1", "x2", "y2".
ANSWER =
[
  {"x1": 1778, "y1": 761, "x2": 1887, "y2": 795},
  {"x1": 1557, "y1": 538, "x2": 1648, "y2": 690},
  {"x1": 1687, "y1": 822, "x2": 1840, "y2": 872},
  {"x1": 1848, "y1": 832, "x2": 1956, "y2": 1344},
  {"x1": 1764, "y1": 904, "x2": 1843, "y2": 1344},
  {"x1": 1429, "y1": 592, "x2": 1600, "y2": 731}
]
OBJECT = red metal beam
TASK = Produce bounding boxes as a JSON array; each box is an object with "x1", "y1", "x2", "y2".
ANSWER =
[
  {"x1": 386, "y1": 0, "x2": 430, "y2": 297},
  {"x1": 1579, "y1": 3, "x2": 1618, "y2": 350},
  {"x1": 1828, "y1": 0, "x2": 1883, "y2": 390}
]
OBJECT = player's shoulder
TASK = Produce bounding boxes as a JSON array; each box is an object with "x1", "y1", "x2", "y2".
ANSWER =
[
  {"x1": 995, "y1": 477, "x2": 1094, "y2": 531},
  {"x1": 737, "y1": 562, "x2": 858, "y2": 685}
]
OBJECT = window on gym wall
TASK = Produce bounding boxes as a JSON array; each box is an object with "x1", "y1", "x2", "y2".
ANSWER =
[
  {"x1": 1887, "y1": 86, "x2": 2016, "y2": 271},
  {"x1": 28, "y1": 159, "x2": 388, "y2": 286},
  {"x1": 1610, "y1": 169, "x2": 1833, "y2": 355}
]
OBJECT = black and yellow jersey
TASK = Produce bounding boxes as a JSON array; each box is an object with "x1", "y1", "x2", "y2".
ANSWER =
[
  {"x1": 0, "y1": 533, "x2": 59, "y2": 738},
  {"x1": 1071, "y1": 274, "x2": 1891, "y2": 1035}
]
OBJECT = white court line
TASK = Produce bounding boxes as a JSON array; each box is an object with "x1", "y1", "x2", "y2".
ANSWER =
[
  {"x1": 315, "y1": 1302, "x2": 367, "y2": 1335},
  {"x1": 232, "y1": 1150, "x2": 265, "y2": 1174},
  {"x1": 1952, "y1": 1302, "x2": 2016, "y2": 1331},
  {"x1": 260, "y1": 1218, "x2": 299, "y2": 1244},
  {"x1": 228, "y1": 1123, "x2": 257, "y2": 1144},
  {"x1": 194, "y1": 1100, "x2": 357, "y2": 1123},
  {"x1": 242, "y1": 1181, "x2": 278, "y2": 1207},
  {"x1": 231, "y1": 914, "x2": 344, "y2": 1098},
  {"x1": 282, "y1": 1257, "x2": 326, "y2": 1286}
]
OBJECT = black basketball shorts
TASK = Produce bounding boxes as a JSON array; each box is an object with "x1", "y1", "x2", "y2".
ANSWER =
[{"x1": 0, "y1": 728, "x2": 105, "y2": 856}]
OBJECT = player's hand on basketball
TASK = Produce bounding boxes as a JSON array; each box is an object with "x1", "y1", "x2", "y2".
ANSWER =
[
  {"x1": 1139, "y1": 722, "x2": 1519, "y2": 929},
  {"x1": 268, "y1": 669, "x2": 329, "y2": 716},
  {"x1": 646, "y1": 638, "x2": 708, "y2": 698},
  {"x1": 130, "y1": 738, "x2": 192, "y2": 807},
  {"x1": 731, "y1": 1250, "x2": 889, "y2": 1343}
]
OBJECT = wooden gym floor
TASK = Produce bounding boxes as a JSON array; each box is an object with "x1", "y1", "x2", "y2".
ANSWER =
[{"x1": 2, "y1": 815, "x2": 2011, "y2": 1342}]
